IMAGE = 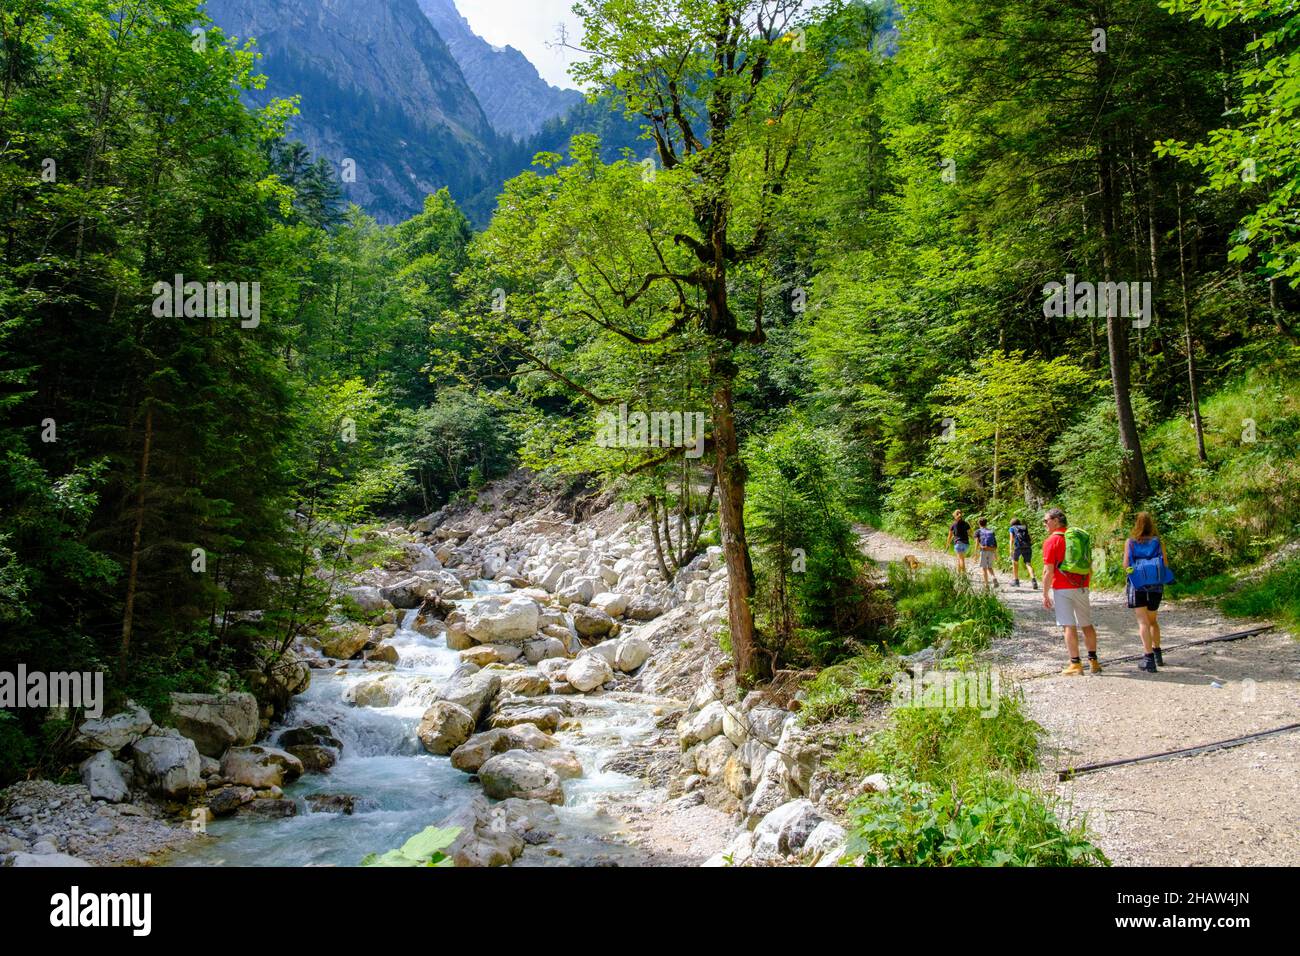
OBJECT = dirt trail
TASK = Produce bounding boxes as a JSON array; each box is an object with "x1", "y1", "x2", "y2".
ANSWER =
[{"x1": 857, "y1": 526, "x2": 1300, "y2": 866}]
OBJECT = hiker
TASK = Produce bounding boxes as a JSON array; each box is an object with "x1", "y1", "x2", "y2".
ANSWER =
[
  {"x1": 975, "y1": 517, "x2": 999, "y2": 588},
  {"x1": 946, "y1": 509, "x2": 971, "y2": 575},
  {"x1": 1009, "y1": 517, "x2": 1038, "y2": 589},
  {"x1": 1124, "y1": 511, "x2": 1174, "y2": 674},
  {"x1": 1041, "y1": 507, "x2": 1101, "y2": 675}
]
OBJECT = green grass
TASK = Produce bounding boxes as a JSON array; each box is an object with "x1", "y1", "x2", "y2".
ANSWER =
[
  {"x1": 849, "y1": 503, "x2": 884, "y2": 529},
  {"x1": 1145, "y1": 361, "x2": 1300, "y2": 575},
  {"x1": 799, "y1": 649, "x2": 899, "y2": 724},
  {"x1": 887, "y1": 564, "x2": 1014, "y2": 654},
  {"x1": 1219, "y1": 557, "x2": 1300, "y2": 629},
  {"x1": 857, "y1": 682, "x2": 1043, "y2": 787},
  {"x1": 1163, "y1": 554, "x2": 1300, "y2": 631},
  {"x1": 826, "y1": 676, "x2": 1042, "y2": 781},
  {"x1": 802, "y1": 565, "x2": 1017, "y2": 723},
  {"x1": 1167, "y1": 571, "x2": 1236, "y2": 601}
]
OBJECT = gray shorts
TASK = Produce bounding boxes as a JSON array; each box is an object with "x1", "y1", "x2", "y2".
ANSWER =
[
  {"x1": 1053, "y1": 587, "x2": 1093, "y2": 629},
  {"x1": 979, "y1": 549, "x2": 996, "y2": 569}
]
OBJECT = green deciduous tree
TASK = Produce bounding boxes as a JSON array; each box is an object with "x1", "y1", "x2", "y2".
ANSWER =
[
  {"x1": 1156, "y1": 0, "x2": 1300, "y2": 333},
  {"x1": 451, "y1": 0, "x2": 859, "y2": 682},
  {"x1": 747, "y1": 416, "x2": 880, "y2": 667},
  {"x1": 929, "y1": 352, "x2": 1099, "y2": 502}
]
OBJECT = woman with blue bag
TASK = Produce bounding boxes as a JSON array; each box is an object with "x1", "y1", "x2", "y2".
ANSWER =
[{"x1": 1124, "y1": 512, "x2": 1175, "y2": 674}]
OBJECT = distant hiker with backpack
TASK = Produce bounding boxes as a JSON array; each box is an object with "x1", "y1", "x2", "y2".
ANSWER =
[
  {"x1": 975, "y1": 517, "x2": 999, "y2": 588},
  {"x1": 1041, "y1": 507, "x2": 1101, "y2": 675},
  {"x1": 1008, "y1": 518, "x2": 1038, "y2": 589},
  {"x1": 946, "y1": 510, "x2": 971, "y2": 575},
  {"x1": 1124, "y1": 511, "x2": 1174, "y2": 674}
]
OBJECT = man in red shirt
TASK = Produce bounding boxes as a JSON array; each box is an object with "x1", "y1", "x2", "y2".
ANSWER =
[{"x1": 1041, "y1": 508, "x2": 1101, "y2": 676}]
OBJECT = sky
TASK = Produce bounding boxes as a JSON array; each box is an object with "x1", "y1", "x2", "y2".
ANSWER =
[{"x1": 454, "y1": 0, "x2": 589, "y2": 90}]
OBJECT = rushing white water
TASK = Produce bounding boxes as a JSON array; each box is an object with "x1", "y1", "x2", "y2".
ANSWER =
[{"x1": 172, "y1": 582, "x2": 662, "y2": 867}]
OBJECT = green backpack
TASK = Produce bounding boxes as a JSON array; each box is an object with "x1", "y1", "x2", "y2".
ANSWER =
[{"x1": 1058, "y1": 528, "x2": 1093, "y2": 575}]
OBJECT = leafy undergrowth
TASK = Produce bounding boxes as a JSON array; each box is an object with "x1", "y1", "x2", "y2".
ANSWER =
[
  {"x1": 1060, "y1": 355, "x2": 1300, "y2": 588},
  {"x1": 832, "y1": 677, "x2": 1108, "y2": 867},
  {"x1": 880, "y1": 355, "x2": 1300, "y2": 606},
  {"x1": 844, "y1": 779, "x2": 1107, "y2": 867},
  {"x1": 340, "y1": 526, "x2": 411, "y2": 573},
  {"x1": 887, "y1": 564, "x2": 1014, "y2": 654},
  {"x1": 798, "y1": 565, "x2": 1015, "y2": 726}
]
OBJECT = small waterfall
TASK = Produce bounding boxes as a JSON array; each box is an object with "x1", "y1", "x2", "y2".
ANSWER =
[
  {"x1": 170, "y1": 581, "x2": 669, "y2": 867},
  {"x1": 172, "y1": 603, "x2": 480, "y2": 866}
]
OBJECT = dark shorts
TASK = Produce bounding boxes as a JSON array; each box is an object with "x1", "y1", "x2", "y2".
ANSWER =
[
  {"x1": 1127, "y1": 587, "x2": 1163, "y2": 611},
  {"x1": 1012, "y1": 547, "x2": 1033, "y2": 563}
]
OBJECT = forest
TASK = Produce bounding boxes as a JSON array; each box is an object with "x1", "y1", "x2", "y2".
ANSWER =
[{"x1": 0, "y1": 0, "x2": 1297, "y2": 872}]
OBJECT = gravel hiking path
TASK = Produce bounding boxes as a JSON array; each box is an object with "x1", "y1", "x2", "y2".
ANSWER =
[{"x1": 857, "y1": 526, "x2": 1300, "y2": 866}]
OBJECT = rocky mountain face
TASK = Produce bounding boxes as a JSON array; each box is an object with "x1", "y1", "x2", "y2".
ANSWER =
[
  {"x1": 201, "y1": 0, "x2": 653, "y2": 224},
  {"x1": 203, "y1": 0, "x2": 502, "y2": 223},
  {"x1": 416, "y1": 0, "x2": 584, "y2": 140}
]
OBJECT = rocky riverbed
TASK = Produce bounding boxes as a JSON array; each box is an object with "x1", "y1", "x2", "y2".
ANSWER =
[{"x1": 1, "y1": 473, "x2": 852, "y2": 868}]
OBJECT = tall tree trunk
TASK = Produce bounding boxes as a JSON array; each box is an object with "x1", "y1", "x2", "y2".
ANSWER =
[
  {"x1": 992, "y1": 425, "x2": 1001, "y2": 501},
  {"x1": 1176, "y1": 186, "x2": 1208, "y2": 462},
  {"x1": 646, "y1": 497, "x2": 675, "y2": 584},
  {"x1": 1146, "y1": 161, "x2": 1160, "y2": 286},
  {"x1": 711, "y1": 361, "x2": 759, "y2": 683},
  {"x1": 660, "y1": 492, "x2": 677, "y2": 567},
  {"x1": 1081, "y1": 201, "x2": 1100, "y2": 369},
  {"x1": 119, "y1": 402, "x2": 154, "y2": 675},
  {"x1": 1099, "y1": 136, "x2": 1153, "y2": 503}
]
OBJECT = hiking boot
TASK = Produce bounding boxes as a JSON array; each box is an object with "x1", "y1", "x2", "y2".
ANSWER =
[
  {"x1": 1060, "y1": 661, "x2": 1084, "y2": 677},
  {"x1": 1153, "y1": 647, "x2": 1164, "y2": 667},
  {"x1": 1137, "y1": 656, "x2": 1158, "y2": 674},
  {"x1": 1089, "y1": 658, "x2": 1103, "y2": 674},
  {"x1": 1031, "y1": 579, "x2": 1039, "y2": 590},
  {"x1": 1012, "y1": 578, "x2": 1020, "y2": 588}
]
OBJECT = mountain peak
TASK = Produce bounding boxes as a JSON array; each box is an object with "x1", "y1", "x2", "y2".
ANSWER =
[
  {"x1": 204, "y1": 0, "x2": 499, "y2": 223},
  {"x1": 416, "y1": 0, "x2": 583, "y2": 140}
]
